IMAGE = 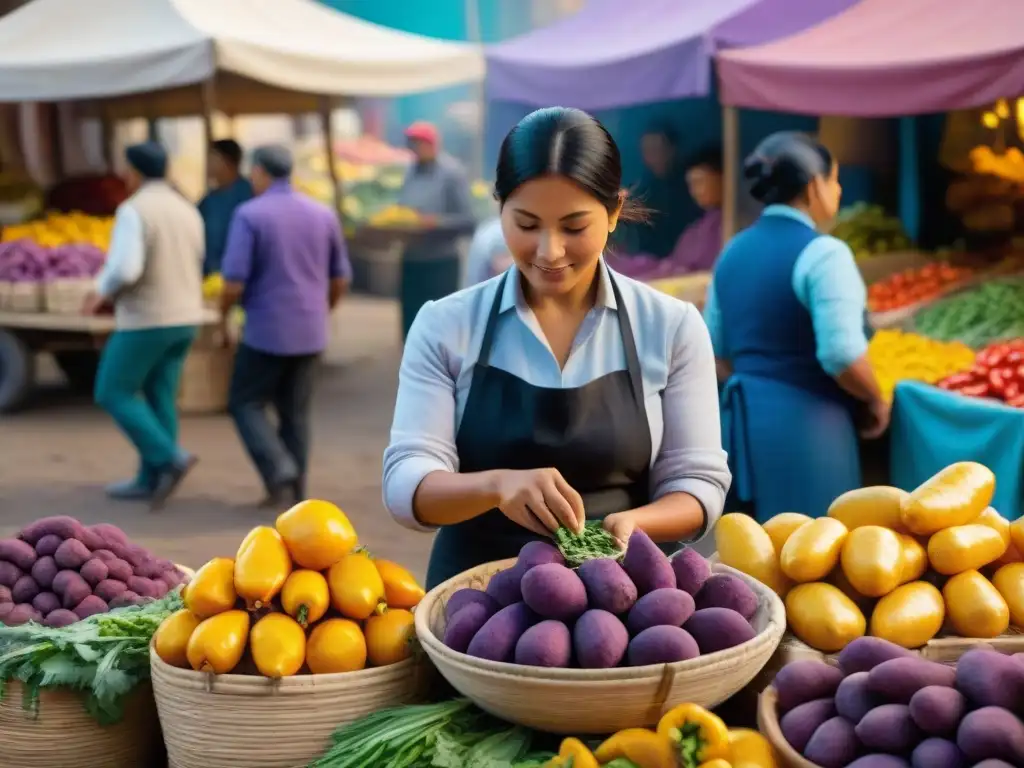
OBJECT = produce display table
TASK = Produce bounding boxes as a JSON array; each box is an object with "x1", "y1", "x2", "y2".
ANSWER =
[{"x1": 890, "y1": 380, "x2": 1024, "y2": 520}]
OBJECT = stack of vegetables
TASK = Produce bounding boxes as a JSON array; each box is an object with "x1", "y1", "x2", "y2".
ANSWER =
[
  {"x1": 831, "y1": 204, "x2": 912, "y2": 262},
  {"x1": 718, "y1": 462, "x2": 1024, "y2": 652},
  {"x1": 153, "y1": 499, "x2": 425, "y2": 679},
  {"x1": 3, "y1": 211, "x2": 114, "y2": 250},
  {"x1": 937, "y1": 338, "x2": 1024, "y2": 406},
  {"x1": 913, "y1": 278, "x2": 1024, "y2": 348},
  {"x1": 546, "y1": 703, "x2": 778, "y2": 767},
  {"x1": 0, "y1": 515, "x2": 187, "y2": 628},
  {"x1": 771, "y1": 638, "x2": 1024, "y2": 766},
  {"x1": 867, "y1": 262, "x2": 976, "y2": 313},
  {"x1": 867, "y1": 330, "x2": 975, "y2": 402},
  {"x1": 0, "y1": 212, "x2": 112, "y2": 286},
  {"x1": 443, "y1": 526, "x2": 761, "y2": 669}
]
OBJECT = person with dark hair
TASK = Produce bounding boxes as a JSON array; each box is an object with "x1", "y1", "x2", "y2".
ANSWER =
[
  {"x1": 85, "y1": 141, "x2": 205, "y2": 507},
  {"x1": 219, "y1": 144, "x2": 352, "y2": 508},
  {"x1": 703, "y1": 131, "x2": 887, "y2": 521},
  {"x1": 627, "y1": 125, "x2": 699, "y2": 258},
  {"x1": 382, "y1": 107, "x2": 730, "y2": 588},
  {"x1": 198, "y1": 138, "x2": 253, "y2": 275}
]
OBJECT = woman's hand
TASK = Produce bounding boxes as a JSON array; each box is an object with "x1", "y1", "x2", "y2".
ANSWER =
[
  {"x1": 602, "y1": 512, "x2": 636, "y2": 548},
  {"x1": 861, "y1": 396, "x2": 891, "y2": 439},
  {"x1": 493, "y1": 468, "x2": 585, "y2": 537}
]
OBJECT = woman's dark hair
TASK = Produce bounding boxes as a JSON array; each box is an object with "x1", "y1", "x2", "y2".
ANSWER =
[
  {"x1": 744, "y1": 132, "x2": 834, "y2": 205},
  {"x1": 495, "y1": 107, "x2": 646, "y2": 222}
]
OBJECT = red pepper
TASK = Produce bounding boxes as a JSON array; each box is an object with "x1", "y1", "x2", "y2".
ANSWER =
[
  {"x1": 1008, "y1": 394, "x2": 1024, "y2": 408},
  {"x1": 988, "y1": 369, "x2": 1009, "y2": 397},
  {"x1": 1005, "y1": 382, "x2": 1022, "y2": 401},
  {"x1": 942, "y1": 372, "x2": 976, "y2": 389},
  {"x1": 958, "y1": 383, "x2": 991, "y2": 398},
  {"x1": 1007, "y1": 350, "x2": 1024, "y2": 365}
]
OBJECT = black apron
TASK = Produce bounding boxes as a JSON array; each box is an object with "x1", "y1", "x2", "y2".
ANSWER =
[{"x1": 425, "y1": 270, "x2": 653, "y2": 589}]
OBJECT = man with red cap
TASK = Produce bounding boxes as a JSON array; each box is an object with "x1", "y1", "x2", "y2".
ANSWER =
[{"x1": 394, "y1": 121, "x2": 476, "y2": 336}]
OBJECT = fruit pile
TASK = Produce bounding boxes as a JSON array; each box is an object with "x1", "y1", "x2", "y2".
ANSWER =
[
  {"x1": 3, "y1": 211, "x2": 114, "y2": 250},
  {"x1": 153, "y1": 500, "x2": 425, "y2": 678},
  {"x1": 443, "y1": 530, "x2": 762, "y2": 669},
  {"x1": 867, "y1": 330, "x2": 975, "y2": 402},
  {"x1": 867, "y1": 262, "x2": 975, "y2": 313},
  {"x1": 0, "y1": 515, "x2": 185, "y2": 627},
  {"x1": 937, "y1": 339, "x2": 1024, "y2": 407},
  {"x1": 772, "y1": 639, "x2": 1024, "y2": 766},
  {"x1": 831, "y1": 204, "x2": 912, "y2": 261},
  {"x1": 718, "y1": 462, "x2": 1024, "y2": 652},
  {"x1": 367, "y1": 204, "x2": 422, "y2": 228}
]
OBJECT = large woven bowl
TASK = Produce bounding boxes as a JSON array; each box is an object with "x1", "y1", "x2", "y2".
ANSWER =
[
  {"x1": 757, "y1": 686, "x2": 819, "y2": 768},
  {"x1": 151, "y1": 648, "x2": 430, "y2": 768},
  {"x1": 415, "y1": 559, "x2": 787, "y2": 734}
]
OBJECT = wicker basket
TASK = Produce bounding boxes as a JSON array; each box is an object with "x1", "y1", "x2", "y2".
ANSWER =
[
  {"x1": 757, "y1": 686, "x2": 819, "y2": 768},
  {"x1": 0, "y1": 280, "x2": 10, "y2": 310},
  {"x1": 0, "y1": 681, "x2": 160, "y2": 768},
  {"x1": 6, "y1": 281, "x2": 42, "y2": 313},
  {"x1": 43, "y1": 278, "x2": 95, "y2": 315},
  {"x1": 414, "y1": 559, "x2": 787, "y2": 734},
  {"x1": 151, "y1": 648, "x2": 429, "y2": 768}
]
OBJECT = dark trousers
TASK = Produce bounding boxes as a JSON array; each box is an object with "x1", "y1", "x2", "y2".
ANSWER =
[{"x1": 228, "y1": 344, "x2": 318, "y2": 494}]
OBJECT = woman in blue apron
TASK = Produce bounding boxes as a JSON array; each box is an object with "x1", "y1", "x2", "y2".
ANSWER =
[
  {"x1": 703, "y1": 132, "x2": 889, "y2": 522},
  {"x1": 382, "y1": 107, "x2": 731, "y2": 589}
]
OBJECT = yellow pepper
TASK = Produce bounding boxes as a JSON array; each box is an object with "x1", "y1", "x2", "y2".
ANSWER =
[
  {"x1": 656, "y1": 704, "x2": 731, "y2": 768},
  {"x1": 867, "y1": 329, "x2": 975, "y2": 402},
  {"x1": 698, "y1": 761, "x2": 733, "y2": 768},
  {"x1": 727, "y1": 728, "x2": 778, "y2": 767},
  {"x1": 594, "y1": 728, "x2": 675, "y2": 768},
  {"x1": 545, "y1": 737, "x2": 599, "y2": 768}
]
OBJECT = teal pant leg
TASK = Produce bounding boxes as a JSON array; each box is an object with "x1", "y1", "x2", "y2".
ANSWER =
[
  {"x1": 95, "y1": 326, "x2": 196, "y2": 468},
  {"x1": 143, "y1": 327, "x2": 197, "y2": 449}
]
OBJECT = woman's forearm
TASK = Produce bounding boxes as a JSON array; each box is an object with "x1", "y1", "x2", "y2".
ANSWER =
[
  {"x1": 412, "y1": 469, "x2": 502, "y2": 527},
  {"x1": 622, "y1": 492, "x2": 706, "y2": 543},
  {"x1": 835, "y1": 355, "x2": 884, "y2": 404}
]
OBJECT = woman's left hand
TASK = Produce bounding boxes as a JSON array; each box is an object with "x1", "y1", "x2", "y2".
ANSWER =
[{"x1": 603, "y1": 512, "x2": 636, "y2": 548}]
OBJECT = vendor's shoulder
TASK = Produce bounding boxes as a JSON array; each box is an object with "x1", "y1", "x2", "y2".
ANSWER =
[{"x1": 811, "y1": 233, "x2": 857, "y2": 259}]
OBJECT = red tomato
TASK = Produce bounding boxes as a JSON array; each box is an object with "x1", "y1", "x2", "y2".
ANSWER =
[
  {"x1": 1005, "y1": 382, "x2": 1022, "y2": 401},
  {"x1": 988, "y1": 370, "x2": 1009, "y2": 396},
  {"x1": 958, "y1": 382, "x2": 991, "y2": 398}
]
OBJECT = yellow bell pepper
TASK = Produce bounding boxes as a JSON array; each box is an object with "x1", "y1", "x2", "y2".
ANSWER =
[
  {"x1": 656, "y1": 704, "x2": 731, "y2": 768},
  {"x1": 727, "y1": 728, "x2": 778, "y2": 767},
  {"x1": 545, "y1": 738, "x2": 599, "y2": 768},
  {"x1": 698, "y1": 760, "x2": 733, "y2": 768},
  {"x1": 594, "y1": 728, "x2": 675, "y2": 768}
]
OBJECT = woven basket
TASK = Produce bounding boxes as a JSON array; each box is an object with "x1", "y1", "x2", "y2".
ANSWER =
[
  {"x1": 757, "y1": 686, "x2": 819, "y2": 768},
  {"x1": 43, "y1": 278, "x2": 94, "y2": 315},
  {"x1": 0, "y1": 280, "x2": 10, "y2": 310},
  {"x1": 0, "y1": 681, "x2": 160, "y2": 768},
  {"x1": 6, "y1": 281, "x2": 42, "y2": 313},
  {"x1": 414, "y1": 559, "x2": 786, "y2": 734},
  {"x1": 151, "y1": 647, "x2": 429, "y2": 768}
]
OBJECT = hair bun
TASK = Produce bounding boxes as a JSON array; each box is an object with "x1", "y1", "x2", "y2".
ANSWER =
[{"x1": 744, "y1": 132, "x2": 833, "y2": 206}]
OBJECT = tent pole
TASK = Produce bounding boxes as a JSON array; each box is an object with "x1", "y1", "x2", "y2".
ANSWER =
[
  {"x1": 319, "y1": 95, "x2": 344, "y2": 226},
  {"x1": 200, "y1": 78, "x2": 216, "y2": 187},
  {"x1": 47, "y1": 103, "x2": 64, "y2": 181},
  {"x1": 99, "y1": 106, "x2": 113, "y2": 172},
  {"x1": 722, "y1": 104, "x2": 739, "y2": 242}
]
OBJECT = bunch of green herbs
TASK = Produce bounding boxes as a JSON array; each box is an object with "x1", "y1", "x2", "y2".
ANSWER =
[
  {"x1": 0, "y1": 591, "x2": 182, "y2": 725},
  {"x1": 555, "y1": 521, "x2": 623, "y2": 568}
]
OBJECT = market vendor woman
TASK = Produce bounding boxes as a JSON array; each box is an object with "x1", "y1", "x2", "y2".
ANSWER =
[
  {"x1": 382, "y1": 107, "x2": 730, "y2": 589},
  {"x1": 703, "y1": 132, "x2": 889, "y2": 522}
]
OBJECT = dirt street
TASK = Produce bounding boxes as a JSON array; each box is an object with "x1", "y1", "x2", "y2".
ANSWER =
[{"x1": 0, "y1": 297, "x2": 437, "y2": 580}]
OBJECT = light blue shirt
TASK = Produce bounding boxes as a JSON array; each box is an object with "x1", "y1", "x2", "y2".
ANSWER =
[
  {"x1": 463, "y1": 217, "x2": 508, "y2": 288},
  {"x1": 382, "y1": 260, "x2": 731, "y2": 536},
  {"x1": 702, "y1": 205, "x2": 869, "y2": 376},
  {"x1": 95, "y1": 204, "x2": 144, "y2": 299}
]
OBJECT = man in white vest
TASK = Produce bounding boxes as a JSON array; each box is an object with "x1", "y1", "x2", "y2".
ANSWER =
[{"x1": 86, "y1": 142, "x2": 205, "y2": 509}]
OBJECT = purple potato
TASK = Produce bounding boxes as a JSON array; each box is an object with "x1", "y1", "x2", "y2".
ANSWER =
[
  {"x1": 90, "y1": 549, "x2": 117, "y2": 563},
  {"x1": 0, "y1": 603, "x2": 12, "y2": 620},
  {"x1": 466, "y1": 602, "x2": 536, "y2": 662},
  {"x1": 136, "y1": 559, "x2": 165, "y2": 579},
  {"x1": 573, "y1": 609, "x2": 629, "y2": 669},
  {"x1": 17, "y1": 516, "x2": 83, "y2": 545},
  {"x1": 626, "y1": 588, "x2": 695, "y2": 634},
  {"x1": 670, "y1": 546, "x2": 711, "y2": 596},
  {"x1": 577, "y1": 558, "x2": 637, "y2": 614},
  {"x1": 53, "y1": 539, "x2": 91, "y2": 570},
  {"x1": 910, "y1": 738, "x2": 964, "y2": 768},
  {"x1": 72, "y1": 595, "x2": 108, "y2": 620},
  {"x1": 0, "y1": 562, "x2": 22, "y2": 588},
  {"x1": 31, "y1": 591, "x2": 60, "y2": 616},
  {"x1": 56, "y1": 572, "x2": 90, "y2": 609},
  {"x1": 846, "y1": 758, "x2": 909, "y2": 768},
  {"x1": 79, "y1": 558, "x2": 109, "y2": 587},
  {"x1": 30, "y1": 556, "x2": 58, "y2": 590},
  {"x1": 126, "y1": 576, "x2": 160, "y2": 598},
  {"x1": 804, "y1": 716, "x2": 859, "y2": 768},
  {"x1": 443, "y1": 602, "x2": 495, "y2": 653},
  {"x1": 105, "y1": 558, "x2": 133, "y2": 583},
  {"x1": 4, "y1": 604, "x2": 41, "y2": 626},
  {"x1": 856, "y1": 704, "x2": 921, "y2": 753},
  {"x1": 627, "y1": 625, "x2": 699, "y2": 666},
  {"x1": 779, "y1": 698, "x2": 837, "y2": 753},
  {"x1": 34, "y1": 534, "x2": 62, "y2": 557},
  {"x1": 835, "y1": 671, "x2": 878, "y2": 723},
  {"x1": 909, "y1": 686, "x2": 966, "y2": 737},
  {"x1": 0, "y1": 585, "x2": 9, "y2": 604},
  {"x1": 89, "y1": 523, "x2": 128, "y2": 547},
  {"x1": 0, "y1": 539, "x2": 37, "y2": 571},
  {"x1": 838, "y1": 636, "x2": 916, "y2": 675},
  {"x1": 11, "y1": 575, "x2": 39, "y2": 604},
  {"x1": 774, "y1": 660, "x2": 845, "y2": 713},
  {"x1": 694, "y1": 573, "x2": 758, "y2": 620},
  {"x1": 107, "y1": 543, "x2": 145, "y2": 568},
  {"x1": 108, "y1": 591, "x2": 140, "y2": 609},
  {"x1": 955, "y1": 649, "x2": 1024, "y2": 710},
  {"x1": 79, "y1": 528, "x2": 104, "y2": 551},
  {"x1": 971, "y1": 761, "x2": 1016, "y2": 768},
  {"x1": 93, "y1": 580, "x2": 128, "y2": 603},
  {"x1": 43, "y1": 608, "x2": 78, "y2": 628},
  {"x1": 867, "y1": 657, "x2": 956, "y2": 704},
  {"x1": 621, "y1": 529, "x2": 675, "y2": 594},
  {"x1": 957, "y1": 707, "x2": 1024, "y2": 764},
  {"x1": 684, "y1": 607, "x2": 756, "y2": 654},
  {"x1": 513, "y1": 541, "x2": 565, "y2": 576},
  {"x1": 521, "y1": 563, "x2": 588, "y2": 621},
  {"x1": 445, "y1": 588, "x2": 498, "y2": 621},
  {"x1": 485, "y1": 569, "x2": 523, "y2": 608},
  {"x1": 514, "y1": 620, "x2": 572, "y2": 667}
]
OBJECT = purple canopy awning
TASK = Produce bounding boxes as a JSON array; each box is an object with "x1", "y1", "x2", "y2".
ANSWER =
[{"x1": 485, "y1": 0, "x2": 858, "y2": 110}]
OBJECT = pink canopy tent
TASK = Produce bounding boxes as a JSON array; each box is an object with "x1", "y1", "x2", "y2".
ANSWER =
[{"x1": 717, "y1": 0, "x2": 1024, "y2": 116}]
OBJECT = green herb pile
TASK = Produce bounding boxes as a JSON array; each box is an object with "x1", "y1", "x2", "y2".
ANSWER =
[
  {"x1": 0, "y1": 591, "x2": 182, "y2": 724},
  {"x1": 913, "y1": 278, "x2": 1024, "y2": 347},
  {"x1": 309, "y1": 698, "x2": 556, "y2": 768},
  {"x1": 555, "y1": 521, "x2": 622, "y2": 568}
]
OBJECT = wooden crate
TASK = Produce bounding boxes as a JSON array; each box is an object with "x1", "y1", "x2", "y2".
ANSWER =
[{"x1": 177, "y1": 345, "x2": 234, "y2": 415}]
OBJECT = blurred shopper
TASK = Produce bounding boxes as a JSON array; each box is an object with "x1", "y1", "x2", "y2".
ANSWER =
[
  {"x1": 220, "y1": 145, "x2": 352, "y2": 508},
  {"x1": 198, "y1": 139, "x2": 253, "y2": 276},
  {"x1": 87, "y1": 142, "x2": 205, "y2": 507},
  {"x1": 462, "y1": 216, "x2": 511, "y2": 287}
]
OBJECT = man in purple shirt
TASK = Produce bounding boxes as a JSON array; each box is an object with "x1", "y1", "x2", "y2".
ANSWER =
[{"x1": 220, "y1": 144, "x2": 351, "y2": 507}]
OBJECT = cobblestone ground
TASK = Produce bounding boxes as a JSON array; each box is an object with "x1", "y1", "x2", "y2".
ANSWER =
[{"x1": 0, "y1": 297, "x2": 436, "y2": 580}]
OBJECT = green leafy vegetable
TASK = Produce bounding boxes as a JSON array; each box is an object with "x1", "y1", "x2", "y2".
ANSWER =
[
  {"x1": 555, "y1": 521, "x2": 622, "y2": 567},
  {"x1": 0, "y1": 592, "x2": 182, "y2": 725}
]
